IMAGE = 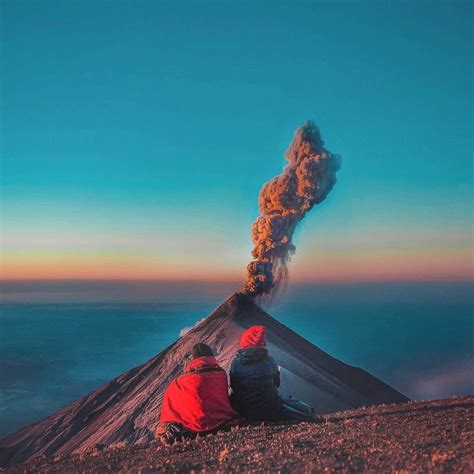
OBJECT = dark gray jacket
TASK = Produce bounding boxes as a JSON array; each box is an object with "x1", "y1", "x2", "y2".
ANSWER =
[{"x1": 229, "y1": 347, "x2": 282, "y2": 421}]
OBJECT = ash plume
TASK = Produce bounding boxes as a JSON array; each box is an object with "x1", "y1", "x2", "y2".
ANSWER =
[{"x1": 243, "y1": 121, "x2": 341, "y2": 298}]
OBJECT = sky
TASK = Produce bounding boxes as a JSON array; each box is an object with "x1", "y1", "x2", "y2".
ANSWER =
[{"x1": 1, "y1": 0, "x2": 473, "y2": 283}]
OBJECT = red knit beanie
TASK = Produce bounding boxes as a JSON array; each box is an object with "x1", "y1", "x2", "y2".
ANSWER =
[{"x1": 240, "y1": 325, "x2": 266, "y2": 349}]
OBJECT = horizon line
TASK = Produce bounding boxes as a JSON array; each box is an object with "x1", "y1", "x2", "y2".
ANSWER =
[{"x1": 1, "y1": 277, "x2": 473, "y2": 284}]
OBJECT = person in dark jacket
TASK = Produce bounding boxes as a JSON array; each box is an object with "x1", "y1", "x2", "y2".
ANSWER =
[{"x1": 229, "y1": 325, "x2": 283, "y2": 421}]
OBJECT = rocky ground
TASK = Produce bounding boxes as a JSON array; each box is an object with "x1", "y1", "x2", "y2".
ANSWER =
[{"x1": 4, "y1": 396, "x2": 473, "y2": 473}]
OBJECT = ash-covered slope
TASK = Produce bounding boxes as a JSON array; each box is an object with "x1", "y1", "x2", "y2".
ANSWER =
[
  {"x1": 0, "y1": 293, "x2": 408, "y2": 467},
  {"x1": 16, "y1": 397, "x2": 474, "y2": 474}
]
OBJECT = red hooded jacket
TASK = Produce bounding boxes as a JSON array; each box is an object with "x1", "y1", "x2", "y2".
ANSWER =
[{"x1": 159, "y1": 356, "x2": 237, "y2": 432}]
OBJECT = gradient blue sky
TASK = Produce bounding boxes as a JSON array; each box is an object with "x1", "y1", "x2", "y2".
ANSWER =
[{"x1": 1, "y1": 1, "x2": 473, "y2": 281}]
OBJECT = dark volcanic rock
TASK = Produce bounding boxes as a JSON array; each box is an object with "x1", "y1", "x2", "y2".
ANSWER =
[{"x1": 0, "y1": 293, "x2": 408, "y2": 467}]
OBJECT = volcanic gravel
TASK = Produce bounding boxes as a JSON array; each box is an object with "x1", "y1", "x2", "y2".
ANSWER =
[{"x1": 4, "y1": 396, "x2": 473, "y2": 473}]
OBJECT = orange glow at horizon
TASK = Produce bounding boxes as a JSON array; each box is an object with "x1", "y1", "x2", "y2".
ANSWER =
[
  {"x1": 1, "y1": 246, "x2": 472, "y2": 282},
  {"x1": 293, "y1": 247, "x2": 474, "y2": 282},
  {"x1": 0, "y1": 251, "x2": 244, "y2": 281}
]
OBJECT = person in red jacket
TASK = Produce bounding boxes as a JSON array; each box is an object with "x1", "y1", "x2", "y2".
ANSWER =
[{"x1": 157, "y1": 343, "x2": 238, "y2": 445}]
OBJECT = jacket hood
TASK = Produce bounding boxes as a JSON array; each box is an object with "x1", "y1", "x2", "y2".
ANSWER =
[
  {"x1": 184, "y1": 356, "x2": 219, "y2": 373},
  {"x1": 238, "y1": 347, "x2": 268, "y2": 364},
  {"x1": 240, "y1": 325, "x2": 266, "y2": 349}
]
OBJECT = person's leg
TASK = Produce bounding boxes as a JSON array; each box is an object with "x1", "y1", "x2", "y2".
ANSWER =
[
  {"x1": 280, "y1": 398, "x2": 320, "y2": 422},
  {"x1": 157, "y1": 423, "x2": 196, "y2": 445},
  {"x1": 280, "y1": 405, "x2": 315, "y2": 422}
]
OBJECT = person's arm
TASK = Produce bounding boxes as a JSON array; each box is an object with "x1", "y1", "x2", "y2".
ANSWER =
[{"x1": 269, "y1": 356, "x2": 280, "y2": 387}]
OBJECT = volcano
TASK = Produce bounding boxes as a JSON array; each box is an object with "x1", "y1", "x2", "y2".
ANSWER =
[{"x1": 0, "y1": 293, "x2": 408, "y2": 467}]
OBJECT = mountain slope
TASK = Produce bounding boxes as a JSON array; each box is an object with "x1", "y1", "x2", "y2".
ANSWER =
[
  {"x1": 0, "y1": 293, "x2": 407, "y2": 467},
  {"x1": 8, "y1": 397, "x2": 472, "y2": 474}
]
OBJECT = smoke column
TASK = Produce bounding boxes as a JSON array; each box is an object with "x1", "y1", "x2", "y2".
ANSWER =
[{"x1": 243, "y1": 121, "x2": 341, "y2": 298}]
